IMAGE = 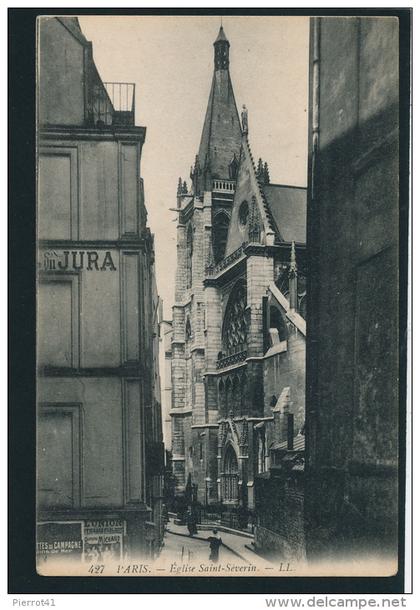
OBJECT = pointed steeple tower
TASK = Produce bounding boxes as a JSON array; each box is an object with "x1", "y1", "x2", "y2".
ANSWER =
[
  {"x1": 194, "y1": 26, "x2": 242, "y2": 195},
  {"x1": 214, "y1": 25, "x2": 230, "y2": 70}
]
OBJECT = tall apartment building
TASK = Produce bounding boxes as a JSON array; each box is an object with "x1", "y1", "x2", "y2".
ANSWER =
[{"x1": 36, "y1": 17, "x2": 163, "y2": 568}]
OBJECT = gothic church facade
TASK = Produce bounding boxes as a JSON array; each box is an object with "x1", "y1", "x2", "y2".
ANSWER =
[{"x1": 171, "y1": 27, "x2": 307, "y2": 512}]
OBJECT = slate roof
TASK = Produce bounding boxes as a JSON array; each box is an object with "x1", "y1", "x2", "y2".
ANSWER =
[
  {"x1": 262, "y1": 184, "x2": 307, "y2": 245},
  {"x1": 197, "y1": 71, "x2": 242, "y2": 184}
]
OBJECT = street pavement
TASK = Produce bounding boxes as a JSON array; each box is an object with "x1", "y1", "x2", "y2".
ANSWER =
[
  {"x1": 160, "y1": 519, "x2": 275, "y2": 569},
  {"x1": 159, "y1": 530, "x2": 240, "y2": 565}
]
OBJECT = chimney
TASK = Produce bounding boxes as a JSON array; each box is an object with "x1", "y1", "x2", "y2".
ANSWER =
[{"x1": 287, "y1": 413, "x2": 294, "y2": 450}]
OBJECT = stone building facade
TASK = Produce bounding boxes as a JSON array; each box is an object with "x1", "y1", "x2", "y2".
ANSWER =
[
  {"x1": 36, "y1": 17, "x2": 164, "y2": 568},
  {"x1": 171, "y1": 27, "x2": 307, "y2": 529},
  {"x1": 305, "y1": 16, "x2": 400, "y2": 566}
]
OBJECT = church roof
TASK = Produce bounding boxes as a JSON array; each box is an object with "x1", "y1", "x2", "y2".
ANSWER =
[{"x1": 262, "y1": 184, "x2": 307, "y2": 244}]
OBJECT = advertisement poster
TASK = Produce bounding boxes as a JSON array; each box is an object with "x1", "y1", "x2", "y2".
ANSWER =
[{"x1": 83, "y1": 520, "x2": 125, "y2": 564}]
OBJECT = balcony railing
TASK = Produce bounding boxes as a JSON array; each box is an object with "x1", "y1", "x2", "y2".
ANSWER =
[
  {"x1": 213, "y1": 179, "x2": 236, "y2": 193},
  {"x1": 206, "y1": 242, "x2": 247, "y2": 277},
  {"x1": 216, "y1": 350, "x2": 247, "y2": 370},
  {"x1": 92, "y1": 82, "x2": 136, "y2": 127}
]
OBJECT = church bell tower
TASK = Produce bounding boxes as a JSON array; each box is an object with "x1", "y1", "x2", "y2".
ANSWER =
[{"x1": 171, "y1": 25, "x2": 243, "y2": 502}]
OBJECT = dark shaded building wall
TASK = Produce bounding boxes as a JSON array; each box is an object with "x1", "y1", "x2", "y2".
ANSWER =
[
  {"x1": 255, "y1": 474, "x2": 305, "y2": 562},
  {"x1": 305, "y1": 17, "x2": 400, "y2": 563}
]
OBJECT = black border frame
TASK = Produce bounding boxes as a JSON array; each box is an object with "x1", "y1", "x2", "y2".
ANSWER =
[{"x1": 8, "y1": 6, "x2": 411, "y2": 595}]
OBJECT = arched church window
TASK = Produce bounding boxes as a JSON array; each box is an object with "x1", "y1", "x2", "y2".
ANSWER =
[
  {"x1": 229, "y1": 154, "x2": 238, "y2": 179},
  {"x1": 257, "y1": 428, "x2": 266, "y2": 474},
  {"x1": 275, "y1": 267, "x2": 289, "y2": 299},
  {"x1": 232, "y1": 375, "x2": 240, "y2": 417},
  {"x1": 185, "y1": 316, "x2": 192, "y2": 341},
  {"x1": 213, "y1": 212, "x2": 230, "y2": 265},
  {"x1": 239, "y1": 201, "x2": 249, "y2": 226},
  {"x1": 298, "y1": 294, "x2": 307, "y2": 320},
  {"x1": 218, "y1": 379, "x2": 226, "y2": 418},
  {"x1": 186, "y1": 224, "x2": 193, "y2": 289},
  {"x1": 223, "y1": 445, "x2": 238, "y2": 502},
  {"x1": 297, "y1": 274, "x2": 307, "y2": 320},
  {"x1": 276, "y1": 265, "x2": 307, "y2": 320},
  {"x1": 222, "y1": 281, "x2": 247, "y2": 356},
  {"x1": 225, "y1": 377, "x2": 232, "y2": 419},
  {"x1": 240, "y1": 373, "x2": 248, "y2": 416}
]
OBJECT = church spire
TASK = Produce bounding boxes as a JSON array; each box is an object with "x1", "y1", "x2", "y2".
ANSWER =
[
  {"x1": 193, "y1": 26, "x2": 242, "y2": 195},
  {"x1": 214, "y1": 26, "x2": 230, "y2": 70}
]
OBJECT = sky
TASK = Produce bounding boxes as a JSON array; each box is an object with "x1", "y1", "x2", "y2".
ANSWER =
[{"x1": 78, "y1": 15, "x2": 310, "y2": 318}]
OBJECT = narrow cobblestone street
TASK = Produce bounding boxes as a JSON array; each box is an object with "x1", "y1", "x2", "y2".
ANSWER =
[
  {"x1": 155, "y1": 519, "x2": 275, "y2": 574},
  {"x1": 159, "y1": 530, "x2": 239, "y2": 565}
]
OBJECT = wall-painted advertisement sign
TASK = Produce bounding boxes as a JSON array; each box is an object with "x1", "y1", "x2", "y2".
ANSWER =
[
  {"x1": 83, "y1": 520, "x2": 126, "y2": 563},
  {"x1": 39, "y1": 249, "x2": 117, "y2": 272},
  {"x1": 37, "y1": 521, "x2": 84, "y2": 563},
  {"x1": 37, "y1": 520, "x2": 126, "y2": 564}
]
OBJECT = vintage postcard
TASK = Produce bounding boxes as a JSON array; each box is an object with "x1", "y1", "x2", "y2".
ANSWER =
[{"x1": 34, "y1": 13, "x2": 406, "y2": 580}]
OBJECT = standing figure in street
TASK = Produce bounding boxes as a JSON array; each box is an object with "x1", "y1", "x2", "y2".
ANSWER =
[
  {"x1": 207, "y1": 529, "x2": 222, "y2": 563},
  {"x1": 187, "y1": 509, "x2": 198, "y2": 536}
]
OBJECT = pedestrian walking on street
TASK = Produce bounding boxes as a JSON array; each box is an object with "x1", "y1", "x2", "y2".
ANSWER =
[
  {"x1": 207, "y1": 529, "x2": 222, "y2": 563},
  {"x1": 187, "y1": 509, "x2": 198, "y2": 536}
]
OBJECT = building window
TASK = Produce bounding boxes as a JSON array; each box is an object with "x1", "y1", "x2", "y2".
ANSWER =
[
  {"x1": 268, "y1": 304, "x2": 288, "y2": 346},
  {"x1": 185, "y1": 316, "x2": 192, "y2": 341},
  {"x1": 240, "y1": 373, "x2": 248, "y2": 416},
  {"x1": 297, "y1": 275, "x2": 307, "y2": 319},
  {"x1": 239, "y1": 200, "x2": 249, "y2": 226},
  {"x1": 276, "y1": 267, "x2": 289, "y2": 299},
  {"x1": 275, "y1": 267, "x2": 307, "y2": 320},
  {"x1": 232, "y1": 375, "x2": 240, "y2": 417},
  {"x1": 218, "y1": 379, "x2": 227, "y2": 418},
  {"x1": 222, "y1": 445, "x2": 238, "y2": 502},
  {"x1": 37, "y1": 404, "x2": 82, "y2": 509},
  {"x1": 222, "y1": 280, "x2": 247, "y2": 356},
  {"x1": 186, "y1": 223, "x2": 193, "y2": 289},
  {"x1": 257, "y1": 429, "x2": 266, "y2": 474},
  {"x1": 38, "y1": 274, "x2": 79, "y2": 368},
  {"x1": 213, "y1": 212, "x2": 230, "y2": 264},
  {"x1": 229, "y1": 154, "x2": 238, "y2": 179}
]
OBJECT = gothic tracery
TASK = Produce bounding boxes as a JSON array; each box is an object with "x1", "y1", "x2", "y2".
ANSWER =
[{"x1": 222, "y1": 281, "x2": 247, "y2": 356}]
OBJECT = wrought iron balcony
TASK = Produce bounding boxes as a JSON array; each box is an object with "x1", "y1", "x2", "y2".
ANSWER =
[{"x1": 91, "y1": 82, "x2": 136, "y2": 127}]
